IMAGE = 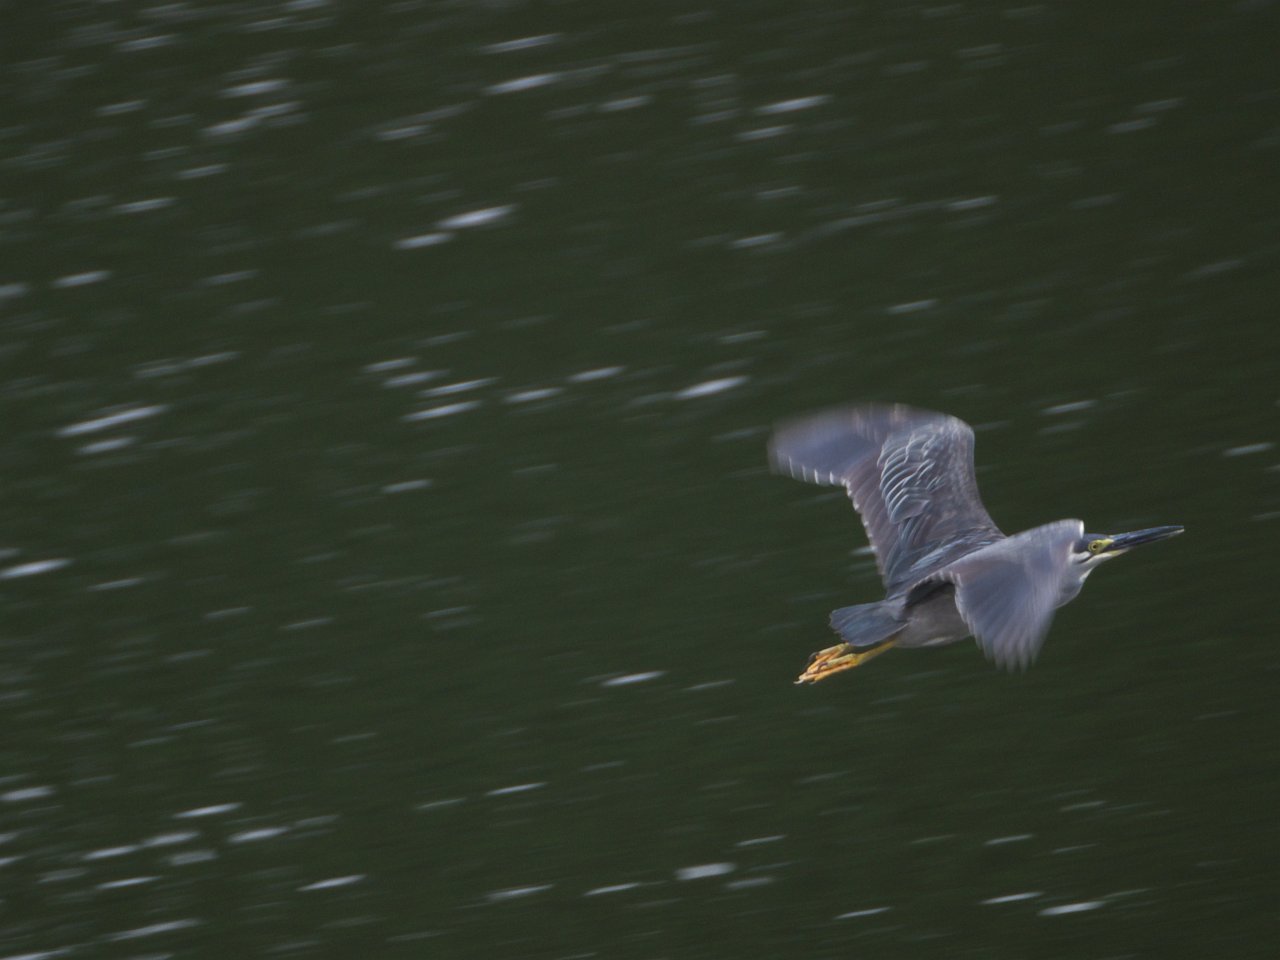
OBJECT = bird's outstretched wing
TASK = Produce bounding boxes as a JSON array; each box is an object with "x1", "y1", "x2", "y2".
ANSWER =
[
  {"x1": 769, "y1": 404, "x2": 1003, "y2": 591},
  {"x1": 932, "y1": 520, "x2": 1084, "y2": 670}
]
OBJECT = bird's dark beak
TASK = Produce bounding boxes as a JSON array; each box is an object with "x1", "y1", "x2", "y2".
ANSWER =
[{"x1": 1107, "y1": 525, "x2": 1185, "y2": 552}]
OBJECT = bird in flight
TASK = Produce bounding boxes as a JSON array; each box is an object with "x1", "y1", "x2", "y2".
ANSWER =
[{"x1": 769, "y1": 404, "x2": 1183, "y2": 682}]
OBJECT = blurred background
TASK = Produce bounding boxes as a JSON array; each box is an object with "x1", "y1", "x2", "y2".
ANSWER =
[{"x1": 2, "y1": 2, "x2": 1277, "y2": 957}]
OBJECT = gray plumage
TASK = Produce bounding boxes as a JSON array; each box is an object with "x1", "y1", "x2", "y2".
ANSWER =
[{"x1": 770, "y1": 404, "x2": 1182, "y2": 671}]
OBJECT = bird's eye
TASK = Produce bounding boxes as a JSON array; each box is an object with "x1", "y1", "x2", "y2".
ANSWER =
[{"x1": 1087, "y1": 539, "x2": 1110, "y2": 555}]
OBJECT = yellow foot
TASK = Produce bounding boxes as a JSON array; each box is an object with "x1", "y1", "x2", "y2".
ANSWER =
[{"x1": 795, "y1": 639, "x2": 897, "y2": 684}]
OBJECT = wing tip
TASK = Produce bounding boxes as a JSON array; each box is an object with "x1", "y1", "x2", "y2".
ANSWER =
[
  {"x1": 768, "y1": 403, "x2": 937, "y2": 486},
  {"x1": 768, "y1": 450, "x2": 843, "y2": 487},
  {"x1": 980, "y1": 639, "x2": 1040, "y2": 673}
]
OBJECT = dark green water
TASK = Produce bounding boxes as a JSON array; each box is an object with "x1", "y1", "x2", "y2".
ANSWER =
[{"x1": 2, "y1": 3, "x2": 1277, "y2": 958}]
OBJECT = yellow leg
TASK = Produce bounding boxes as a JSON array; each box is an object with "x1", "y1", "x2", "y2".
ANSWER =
[{"x1": 795, "y1": 639, "x2": 897, "y2": 684}]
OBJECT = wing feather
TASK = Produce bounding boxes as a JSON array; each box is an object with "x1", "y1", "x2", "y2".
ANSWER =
[
  {"x1": 769, "y1": 404, "x2": 1003, "y2": 591},
  {"x1": 937, "y1": 520, "x2": 1084, "y2": 669}
]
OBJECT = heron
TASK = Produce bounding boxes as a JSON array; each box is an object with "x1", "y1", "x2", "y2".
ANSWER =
[{"x1": 769, "y1": 404, "x2": 1183, "y2": 682}]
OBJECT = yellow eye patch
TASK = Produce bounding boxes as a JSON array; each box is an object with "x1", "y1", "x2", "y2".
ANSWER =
[{"x1": 1088, "y1": 538, "x2": 1113, "y2": 555}]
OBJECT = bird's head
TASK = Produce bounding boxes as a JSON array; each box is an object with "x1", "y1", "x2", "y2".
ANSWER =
[{"x1": 1073, "y1": 525, "x2": 1185, "y2": 573}]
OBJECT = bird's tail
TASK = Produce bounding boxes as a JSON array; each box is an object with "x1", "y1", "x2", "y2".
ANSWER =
[{"x1": 828, "y1": 601, "x2": 903, "y2": 648}]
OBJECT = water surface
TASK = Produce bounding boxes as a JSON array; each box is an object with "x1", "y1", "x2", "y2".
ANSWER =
[{"x1": 2, "y1": 2, "x2": 1276, "y2": 958}]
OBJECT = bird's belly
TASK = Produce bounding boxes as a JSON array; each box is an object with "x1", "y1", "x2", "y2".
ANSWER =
[{"x1": 894, "y1": 592, "x2": 970, "y2": 649}]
